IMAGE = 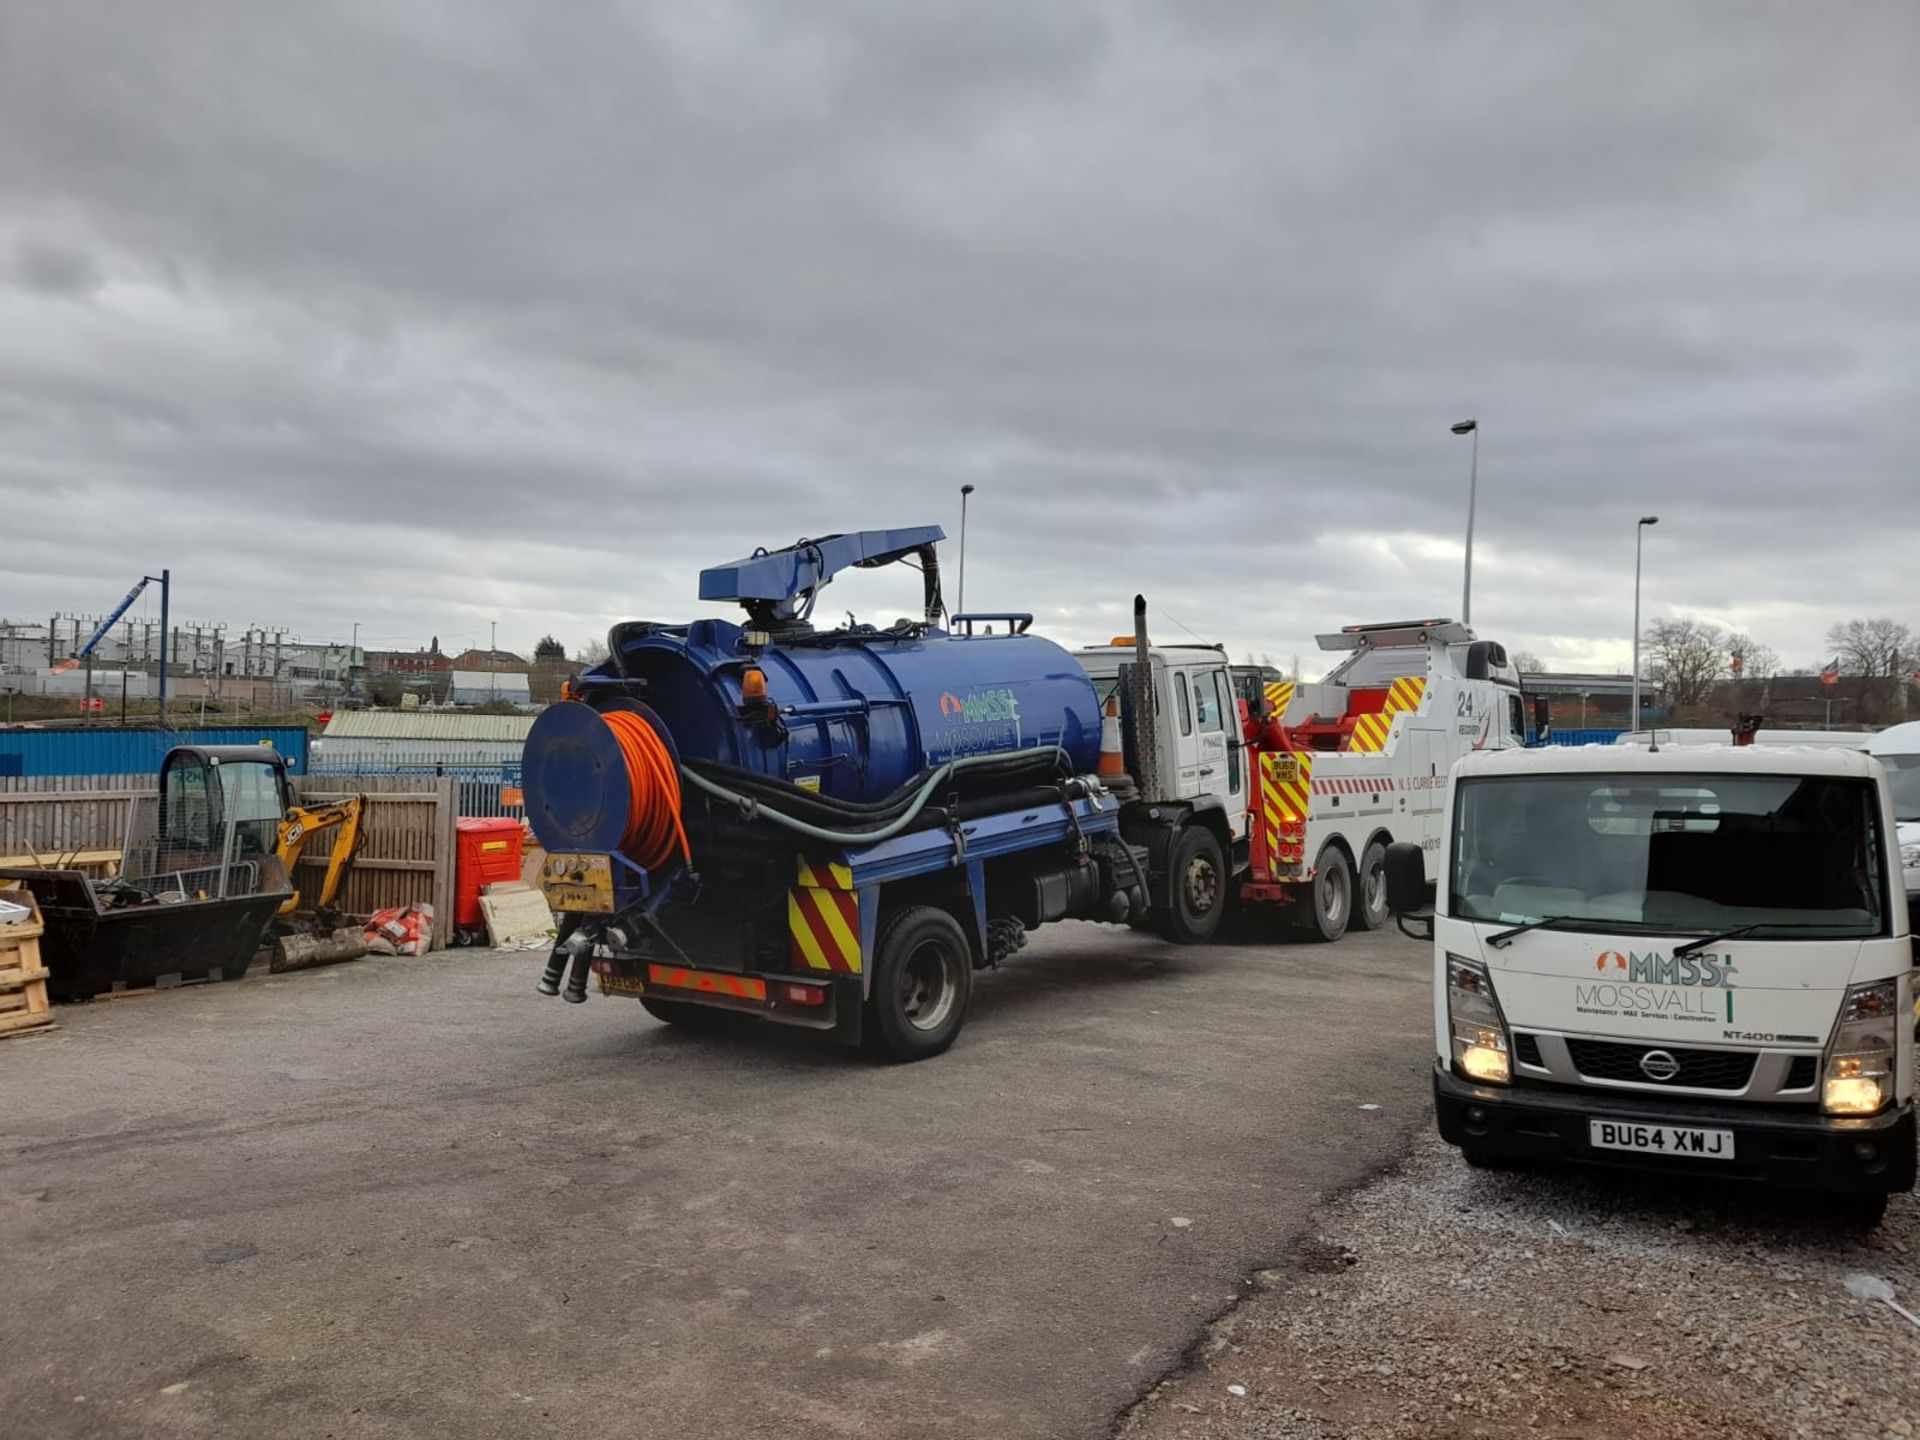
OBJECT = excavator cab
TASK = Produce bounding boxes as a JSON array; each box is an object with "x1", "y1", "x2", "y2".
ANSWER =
[
  {"x1": 156, "y1": 746, "x2": 364, "y2": 918},
  {"x1": 158, "y1": 746, "x2": 294, "y2": 859}
]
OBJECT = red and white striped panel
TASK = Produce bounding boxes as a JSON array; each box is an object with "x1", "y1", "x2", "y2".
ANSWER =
[{"x1": 1311, "y1": 777, "x2": 1398, "y2": 795}]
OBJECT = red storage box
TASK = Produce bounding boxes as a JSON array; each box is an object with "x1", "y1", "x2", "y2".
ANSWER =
[{"x1": 455, "y1": 817, "x2": 528, "y2": 931}]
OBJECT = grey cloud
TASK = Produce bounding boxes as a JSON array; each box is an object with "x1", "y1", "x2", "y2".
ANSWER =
[{"x1": 0, "y1": 1, "x2": 1914, "y2": 676}]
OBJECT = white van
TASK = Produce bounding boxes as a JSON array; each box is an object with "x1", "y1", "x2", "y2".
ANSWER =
[
  {"x1": 1865, "y1": 721, "x2": 1920, "y2": 900},
  {"x1": 1387, "y1": 744, "x2": 1917, "y2": 1219}
]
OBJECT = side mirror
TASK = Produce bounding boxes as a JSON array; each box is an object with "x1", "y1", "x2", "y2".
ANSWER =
[{"x1": 1385, "y1": 841, "x2": 1431, "y2": 919}]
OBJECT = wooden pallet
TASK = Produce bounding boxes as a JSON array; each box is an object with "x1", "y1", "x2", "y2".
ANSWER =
[{"x1": 0, "y1": 888, "x2": 56, "y2": 1040}]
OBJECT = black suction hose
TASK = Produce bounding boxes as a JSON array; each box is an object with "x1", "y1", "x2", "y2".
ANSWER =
[{"x1": 539, "y1": 914, "x2": 588, "y2": 997}]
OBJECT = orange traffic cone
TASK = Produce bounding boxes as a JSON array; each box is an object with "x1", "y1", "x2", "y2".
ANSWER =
[{"x1": 1098, "y1": 695, "x2": 1126, "y2": 779}]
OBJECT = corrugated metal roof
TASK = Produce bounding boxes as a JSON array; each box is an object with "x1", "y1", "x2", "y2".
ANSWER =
[{"x1": 322, "y1": 712, "x2": 536, "y2": 741}]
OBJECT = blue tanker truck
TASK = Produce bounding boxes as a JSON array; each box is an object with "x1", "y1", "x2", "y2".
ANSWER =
[{"x1": 524, "y1": 525, "x2": 1239, "y2": 1061}]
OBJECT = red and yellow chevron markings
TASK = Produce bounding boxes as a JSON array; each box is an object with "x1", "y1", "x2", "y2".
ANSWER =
[
  {"x1": 1348, "y1": 676, "x2": 1427, "y2": 753},
  {"x1": 790, "y1": 857, "x2": 862, "y2": 974},
  {"x1": 1264, "y1": 680, "x2": 1294, "y2": 717},
  {"x1": 1257, "y1": 750, "x2": 1315, "y2": 874}
]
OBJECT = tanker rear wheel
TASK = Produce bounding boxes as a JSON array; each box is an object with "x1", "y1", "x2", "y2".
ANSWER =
[
  {"x1": 866, "y1": 906, "x2": 972, "y2": 1063},
  {"x1": 1153, "y1": 823, "x2": 1227, "y2": 945}
]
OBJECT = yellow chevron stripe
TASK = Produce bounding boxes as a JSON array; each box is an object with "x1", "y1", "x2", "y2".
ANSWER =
[
  {"x1": 1348, "y1": 713, "x2": 1388, "y2": 752},
  {"x1": 796, "y1": 857, "x2": 855, "y2": 891},
  {"x1": 788, "y1": 891, "x2": 834, "y2": 970},
  {"x1": 1387, "y1": 676, "x2": 1426, "y2": 713},
  {"x1": 813, "y1": 885, "x2": 860, "y2": 961}
]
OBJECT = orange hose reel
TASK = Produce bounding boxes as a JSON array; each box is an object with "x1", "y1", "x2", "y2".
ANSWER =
[{"x1": 601, "y1": 709, "x2": 691, "y2": 870}]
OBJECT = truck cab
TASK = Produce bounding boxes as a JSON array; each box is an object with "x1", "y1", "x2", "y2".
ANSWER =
[
  {"x1": 1389, "y1": 744, "x2": 1916, "y2": 1219},
  {"x1": 1075, "y1": 643, "x2": 1249, "y2": 838},
  {"x1": 1865, "y1": 722, "x2": 1920, "y2": 903},
  {"x1": 1073, "y1": 638, "x2": 1250, "y2": 946}
]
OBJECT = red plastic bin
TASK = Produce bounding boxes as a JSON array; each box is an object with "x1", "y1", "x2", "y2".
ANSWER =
[{"x1": 455, "y1": 817, "x2": 529, "y2": 931}]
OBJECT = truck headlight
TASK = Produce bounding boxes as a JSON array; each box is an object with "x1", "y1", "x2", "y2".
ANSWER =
[
  {"x1": 1447, "y1": 953, "x2": 1511, "y2": 1085},
  {"x1": 1824, "y1": 979, "x2": 1899, "y2": 1117}
]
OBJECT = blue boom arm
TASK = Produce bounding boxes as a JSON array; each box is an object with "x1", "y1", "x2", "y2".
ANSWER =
[
  {"x1": 64, "y1": 576, "x2": 152, "y2": 666},
  {"x1": 699, "y1": 527, "x2": 947, "y2": 625}
]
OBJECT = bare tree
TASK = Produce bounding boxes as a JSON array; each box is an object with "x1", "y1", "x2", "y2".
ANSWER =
[
  {"x1": 1724, "y1": 633, "x2": 1779, "y2": 680},
  {"x1": 1642, "y1": 618, "x2": 1726, "y2": 709},
  {"x1": 1827, "y1": 618, "x2": 1913, "y2": 679},
  {"x1": 576, "y1": 637, "x2": 611, "y2": 666},
  {"x1": 1511, "y1": 650, "x2": 1546, "y2": 674},
  {"x1": 1827, "y1": 617, "x2": 1915, "y2": 722}
]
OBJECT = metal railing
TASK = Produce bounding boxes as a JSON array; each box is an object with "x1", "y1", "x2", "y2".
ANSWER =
[{"x1": 307, "y1": 751, "x2": 525, "y2": 822}]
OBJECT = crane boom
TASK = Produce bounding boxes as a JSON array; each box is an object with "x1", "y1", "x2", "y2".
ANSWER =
[{"x1": 52, "y1": 577, "x2": 151, "y2": 673}]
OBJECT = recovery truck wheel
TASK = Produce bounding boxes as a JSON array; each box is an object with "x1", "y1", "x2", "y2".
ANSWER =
[
  {"x1": 1301, "y1": 844, "x2": 1352, "y2": 943},
  {"x1": 867, "y1": 906, "x2": 973, "y2": 1063},
  {"x1": 1153, "y1": 824, "x2": 1228, "y2": 945},
  {"x1": 1356, "y1": 841, "x2": 1391, "y2": 931}
]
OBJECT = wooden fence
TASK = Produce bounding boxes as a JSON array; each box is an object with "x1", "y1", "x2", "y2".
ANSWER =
[
  {"x1": 289, "y1": 775, "x2": 456, "y2": 942},
  {"x1": 0, "y1": 772, "x2": 458, "y2": 950},
  {"x1": 0, "y1": 773, "x2": 148, "y2": 870}
]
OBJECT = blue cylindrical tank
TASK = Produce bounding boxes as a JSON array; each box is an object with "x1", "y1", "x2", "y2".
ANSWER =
[
  {"x1": 525, "y1": 617, "x2": 1099, "y2": 847},
  {"x1": 620, "y1": 618, "x2": 1097, "y2": 798}
]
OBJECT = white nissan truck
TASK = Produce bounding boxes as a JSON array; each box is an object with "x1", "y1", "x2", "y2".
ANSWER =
[{"x1": 1387, "y1": 743, "x2": 1918, "y2": 1221}]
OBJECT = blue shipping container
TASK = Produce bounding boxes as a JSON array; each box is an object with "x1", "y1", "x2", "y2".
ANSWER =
[{"x1": 0, "y1": 725, "x2": 311, "y2": 778}]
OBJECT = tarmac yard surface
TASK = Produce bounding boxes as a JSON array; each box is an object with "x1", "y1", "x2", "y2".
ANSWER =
[{"x1": 0, "y1": 922, "x2": 1433, "y2": 1440}]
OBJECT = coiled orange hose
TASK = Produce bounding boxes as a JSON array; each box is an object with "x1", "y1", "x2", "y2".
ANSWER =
[{"x1": 602, "y1": 711, "x2": 691, "y2": 869}]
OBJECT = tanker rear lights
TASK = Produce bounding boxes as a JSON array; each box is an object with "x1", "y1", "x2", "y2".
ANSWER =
[
  {"x1": 777, "y1": 981, "x2": 828, "y2": 1008},
  {"x1": 646, "y1": 964, "x2": 768, "y2": 1003}
]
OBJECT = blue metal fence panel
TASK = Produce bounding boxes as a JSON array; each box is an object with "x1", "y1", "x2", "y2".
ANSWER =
[
  {"x1": 1545, "y1": 727, "x2": 1624, "y2": 747},
  {"x1": 0, "y1": 725, "x2": 311, "y2": 777}
]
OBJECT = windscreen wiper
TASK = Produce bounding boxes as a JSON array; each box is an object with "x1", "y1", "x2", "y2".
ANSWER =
[
  {"x1": 1674, "y1": 920, "x2": 1870, "y2": 956},
  {"x1": 1485, "y1": 916, "x2": 1576, "y2": 949},
  {"x1": 1673, "y1": 924, "x2": 1762, "y2": 957}
]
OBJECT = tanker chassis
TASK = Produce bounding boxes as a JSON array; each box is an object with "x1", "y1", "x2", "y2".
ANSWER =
[{"x1": 524, "y1": 526, "x2": 1238, "y2": 1062}]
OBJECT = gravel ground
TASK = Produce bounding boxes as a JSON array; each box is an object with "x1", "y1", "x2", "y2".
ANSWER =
[{"x1": 1121, "y1": 1130, "x2": 1920, "y2": 1440}]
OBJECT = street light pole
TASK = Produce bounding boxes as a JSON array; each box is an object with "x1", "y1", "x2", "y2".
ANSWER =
[
  {"x1": 1450, "y1": 420, "x2": 1479, "y2": 624},
  {"x1": 1630, "y1": 516, "x2": 1659, "y2": 730},
  {"x1": 956, "y1": 483, "x2": 976, "y2": 620},
  {"x1": 145, "y1": 568, "x2": 171, "y2": 723}
]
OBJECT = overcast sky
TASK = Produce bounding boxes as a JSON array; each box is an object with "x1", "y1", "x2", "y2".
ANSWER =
[{"x1": 3, "y1": 2, "x2": 1915, "y2": 675}]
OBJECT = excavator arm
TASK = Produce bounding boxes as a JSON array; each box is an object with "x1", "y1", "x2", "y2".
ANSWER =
[{"x1": 275, "y1": 796, "x2": 367, "y2": 917}]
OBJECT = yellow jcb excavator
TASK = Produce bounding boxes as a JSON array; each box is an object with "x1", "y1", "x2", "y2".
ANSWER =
[{"x1": 156, "y1": 746, "x2": 366, "y2": 918}]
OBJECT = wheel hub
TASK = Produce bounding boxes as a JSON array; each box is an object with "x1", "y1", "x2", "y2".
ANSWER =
[
  {"x1": 1183, "y1": 856, "x2": 1219, "y2": 912},
  {"x1": 900, "y1": 942, "x2": 957, "y2": 1032}
]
